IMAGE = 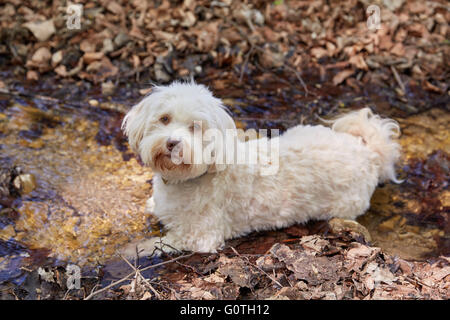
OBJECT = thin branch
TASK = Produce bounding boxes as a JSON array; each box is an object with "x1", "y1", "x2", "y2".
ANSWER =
[
  {"x1": 120, "y1": 255, "x2": 161, "y2": 299},
  {"x1": 84, "y1": 252, "x2": 193, "y2": 300},
  {"x1": 239, "y1": 46, "x2": 254, "y2": 83},
  {"x1": 229, "y1": 20, "x2": 310, "y2": 96},
  {"x1": 84, "y1": 271, "x2": 135, "y2": 300},
  {"x1": 230, "y1": 247, "x2": 284, "y2": 288},
  {"x1": 391, "y1": 65, "x2": 405, "y2": 93}
]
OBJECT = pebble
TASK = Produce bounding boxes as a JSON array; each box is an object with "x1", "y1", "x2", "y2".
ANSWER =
[
  {"x1": 89, "y1": 99, "x2": 99, "y2": 107},
  {"x1": 13, "y1": 173, "x2": 37, "y2": 195}
]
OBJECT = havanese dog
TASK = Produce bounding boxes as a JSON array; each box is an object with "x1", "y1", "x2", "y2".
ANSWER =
[{"x1": 121, "y1": 81, "x2": 401, "y2": 258}]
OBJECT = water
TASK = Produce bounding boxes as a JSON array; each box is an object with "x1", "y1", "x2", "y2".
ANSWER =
[{"x1": 0, "y1": 78, "x2": 448, "y2": 286}]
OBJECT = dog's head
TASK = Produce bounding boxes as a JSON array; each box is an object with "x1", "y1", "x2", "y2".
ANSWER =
[{"x1": 122, "y1": 82, "x2": 236, "y2": 183}]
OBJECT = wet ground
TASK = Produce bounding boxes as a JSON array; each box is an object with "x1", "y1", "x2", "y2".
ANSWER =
[{"x1": 0, "y1": 69, "x2": 448, "y2": 295}]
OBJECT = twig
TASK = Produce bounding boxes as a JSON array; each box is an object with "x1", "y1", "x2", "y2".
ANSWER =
[
  {"x1": 84, "y1": 271, "x2": 135, "y2": 300},
  {"x1": 229, "y1": 20, "x2": 310, "y2": 96},
  {"x1": 404, "y1": 276, "x2": 432, "y2": 289},
  {"x1": 390, "y1": 65, "x2": 405, "y2": 93},
  {"x1": 282, "y1": 63, "x2": 310, "y2": 96},
  {"x1": 139, "y1": 252, "x2": 194, "y2": 273},
  {"x1": 146, "y1": 278, "x2": 180, "y2": 300},
  {"x1": 230, "y1": 247, "x2": 284, "y2": 288},
  {"x1": 120, "y1": 255, "x2": 161, "y2": 299},
  {"x1": 84, "y1": 252, "x2": 193, "y2": 300},
  {"x1": 239, "y1": 46, "x2": 254, "y2": 83}
]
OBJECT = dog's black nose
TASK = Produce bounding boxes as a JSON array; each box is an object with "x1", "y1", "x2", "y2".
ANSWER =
[{"x1": 166, "y1": 139, "x2": 181, "y2": 152}]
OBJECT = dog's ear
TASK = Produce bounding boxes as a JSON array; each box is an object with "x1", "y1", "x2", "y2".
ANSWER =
[
  {"x1": 206, "y1": 102, "x2": 235, "y2": 174},
  {"x1": 215, "y1": 104, "x2": 236, "y2": 133},
  {"x1": 122, "y1": 99, "x2": 148, "y2": 153}
]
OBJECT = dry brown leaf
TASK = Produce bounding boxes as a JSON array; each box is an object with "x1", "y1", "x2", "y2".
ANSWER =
[
  {"x1": 80, "y1": 39, "x2": 97, "y2": 53},
  {"x1": 51, "y1": 50, "x2": 63, "y2": 67},
  {"x1": 391, "y1": 43, "x2": 405, "y2": 56},
  {"x1": 83, "y1": 52, "x2": 105, "y2": 64},
  {"x1": 106, "y1": 1, "x2": 125, "y2": 16},
  {"x1": 349, "y1": 54, "x2": 368, "y2": 71},
  {"x1": 311, "y1": 47, "x2": 328, "y2": 59},
  {"x1": 26, "y1": 70, "x2": 39, "y2": 81},
  {"x1": 31, "y1": 47, "x2": 52, "y2": 64},
  {"x1": 23, "y1": 19, "x2": 55, "y2": 42},
  {"x1": 54, "y1": 65, "x2": 68, "y2": 77},
  {"x1": 332, "y1": 69, "x2": 354, "y2": 85}
]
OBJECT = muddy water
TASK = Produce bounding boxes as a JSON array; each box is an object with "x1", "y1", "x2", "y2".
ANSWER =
[
  {"x1": 358, "y1": 109, "x2": 449, "y2": 260},
  {"x1": 0, "y1": 96, "x2": 159, "y2": 284},
  {"x1": 0, "y1": 87, "x2": 448, "y2": 285}
]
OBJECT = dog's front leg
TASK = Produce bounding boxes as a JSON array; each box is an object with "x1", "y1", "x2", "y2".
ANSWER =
[
  {"x1": 145, "y1": 196, "x2": 155, "y2": 213},
  {"x1": 121, "y1": 224, "x2": 225, "y2": 259}
]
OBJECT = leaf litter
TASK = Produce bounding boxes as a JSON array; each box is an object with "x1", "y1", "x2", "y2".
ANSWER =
[{"x1": 0, "y1": 0, "x2": 448, "y2": 300}]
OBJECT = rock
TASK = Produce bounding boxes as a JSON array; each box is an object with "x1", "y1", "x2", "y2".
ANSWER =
[
  {"x1": 23, "y1": 19, "x2": 55, "y2": 42},
  {"x1": 13, "y1": 173, "x2": 37, "y2": 195},
  {"x1": 329, "y1": 218, "x2": 372, "y2": 242}
]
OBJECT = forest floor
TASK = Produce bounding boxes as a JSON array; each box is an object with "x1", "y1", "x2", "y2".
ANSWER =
[{"x1": 0, "y1": 0, "x2": 449, "y2": 299}]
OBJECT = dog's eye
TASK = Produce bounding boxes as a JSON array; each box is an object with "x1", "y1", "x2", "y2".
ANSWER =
[
  {"x1": 189, "y1": 122, "x2": 201, "y2": 132},
  {"x1": 159, "y1": 115, "x2": 170, "y2": 125}
]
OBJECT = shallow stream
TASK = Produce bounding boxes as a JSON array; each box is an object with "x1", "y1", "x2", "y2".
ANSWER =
[{"x1": 0, "y1": 77, "x2": 448, "y2": 286}]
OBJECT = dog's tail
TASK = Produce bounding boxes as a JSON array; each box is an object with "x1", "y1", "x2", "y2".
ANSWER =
[{"x1": 330, "y1": 108, "x2": 402, "y2": 183}]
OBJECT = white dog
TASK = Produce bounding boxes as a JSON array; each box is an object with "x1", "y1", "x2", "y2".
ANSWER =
[{"x1": 121, "y1": 81, "x2": 401, "y2": 258}]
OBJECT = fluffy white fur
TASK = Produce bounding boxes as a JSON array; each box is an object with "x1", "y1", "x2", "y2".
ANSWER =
[{"x1": 121, "y1": 81, "x2": 401, "y2": 258}]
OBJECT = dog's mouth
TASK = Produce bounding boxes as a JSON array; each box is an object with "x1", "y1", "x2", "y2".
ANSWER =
[{"x1": 152, "y1": 149, "x2": 190, "y2": 172}]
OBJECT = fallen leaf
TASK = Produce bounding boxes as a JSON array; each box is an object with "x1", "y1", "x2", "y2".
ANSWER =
[
  {"x1": 332, "y1": 69, "x2": 354, "y2": 85},
  {"x1": 23, "y1": 19, "x2": 55, "y2": 42}
]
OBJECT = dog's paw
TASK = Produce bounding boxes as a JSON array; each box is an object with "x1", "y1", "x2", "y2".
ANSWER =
[{"x1": 145, "y1": 197, "x2": 155, "y2": 214}]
